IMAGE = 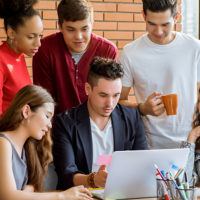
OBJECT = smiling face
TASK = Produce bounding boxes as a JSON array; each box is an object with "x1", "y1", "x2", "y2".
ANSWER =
[
  {"x1": 59, "y1": 17, "x2": 92, "y2": 53},
  {"x1": 86, "y1": 78, "x2": 122, "y2": 119},
  {"x1": 8, "y1": 15, "x2": 43, "y2": 56},
  {"x1": 27, "y1": 103, "x2": 54, "y2": 140},
  {"x1": 143, "y1": 9, "x2": 177, "y2": 45}
]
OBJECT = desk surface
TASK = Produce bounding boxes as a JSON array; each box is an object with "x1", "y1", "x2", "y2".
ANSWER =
[
  {"x1": 133, "y1": 198, "x2": 156, "y2": 200},
  {"x1": 94, "y1": 198, "x2": 156, "y2": 200}
]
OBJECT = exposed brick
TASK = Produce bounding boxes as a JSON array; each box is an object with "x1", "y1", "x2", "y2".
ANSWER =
[
  {"x1": 92, "y1": 31, "x2": 103, "y2": 37},
  {"x1": 93, "y1": 22, "x2": 117, "y2": 30},
  {"x1": 92, "y1": 3, "x2": 116, "y2": 12},
  {"x1": 118, "y1": 4, "x2": 142, "y2": 13},
  {"x1": 134, "y1": 13, "x2": 144, "y2": 22},
  {"x1": 104, "y1": 13, "x2": 133, "y2": 22},
  {"x1": 118, "y1": 22, "x2": 146, "y2": 31},
  {"x1": 128, "y1": 95, "x2": 137, "y2": 103},
  {"x1": 110, "y1": 40, "x2": 117, "y2": 45},
  {"x1": 105, "y1": 0, "x2": 133, "y2": 2},
  {"x1": 130, "y1": 87, "x2": 135, "y2": 95},
  {"x1": 43, "y1": 20, "x2": 57, "y2": 29},
  {"x1": 104, "y1": 31, "x2": 133, "y2": 40},
  {"x1": 25, "y1": 58, "x2": 33, "y2": 67},
  {"x1": 177, "y1": 14, "x2": 182, "y2": 23},
  {"x1": 27, "y1": 66, "x2": 33, "y2": 77},
  {"x1": 117, "y1": 40, "x2": 132, "y2": 48},
  {"x1": 94, "y1": 12, "x2": 104, "y2": 21},
  {"x1": 36, "y1": 1, "x2": 56, "y2": 10},
  {"x1": 134, "y1": 31, "x2": 146, "y2": 39},
  {"x1": 43, "y1": 10, "x2": 58, "y2": 20},
  {"x1": 0, "y1": 19, "x2": 4, "y2": 28},
  {"x1": 0, "y1": 30, "x2": 7, "y2": 38},
  {"x1": 0, "y1": 0, "x2": 184, "y2": 102},
  {"x1": 43, "y1": 29, "x2": 58, "y2": 37}
]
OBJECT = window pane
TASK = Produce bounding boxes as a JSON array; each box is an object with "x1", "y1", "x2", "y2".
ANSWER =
[{"x1": 182, "y1": 0, "x2": 199, "y2": 39}]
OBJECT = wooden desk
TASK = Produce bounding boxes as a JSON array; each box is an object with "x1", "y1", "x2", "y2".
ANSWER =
[
  {"x1": 94, "y1": 198, "x2": 156, "y2": 200},
  {"x1": 132, "y1": 198, "x2": 156, "y2": 200}
]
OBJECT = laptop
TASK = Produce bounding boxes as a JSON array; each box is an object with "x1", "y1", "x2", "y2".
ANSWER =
[{"x1": 91, "y1": 148, "x2": 190, "y2": 199}]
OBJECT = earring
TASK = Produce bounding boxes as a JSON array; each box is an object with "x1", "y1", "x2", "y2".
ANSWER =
[{"x1": 7, "y1": 38, "x2": 13, "y2": 49}]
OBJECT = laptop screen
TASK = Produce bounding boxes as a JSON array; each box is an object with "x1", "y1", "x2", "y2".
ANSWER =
[{"x1": 103, "y1": 148, "x2": 189, "y2": 199}]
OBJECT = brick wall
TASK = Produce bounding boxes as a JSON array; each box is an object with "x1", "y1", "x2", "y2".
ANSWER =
[{"x1": 0, "y1": 0, "x2": 182, "y2": 102}]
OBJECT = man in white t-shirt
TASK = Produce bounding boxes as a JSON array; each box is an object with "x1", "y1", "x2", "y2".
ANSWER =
[
  {"x1": 118, "y1": 0, "x2": 200, "y2": 149},
  {"x1": 52, "y1": 57, "x2": 148, "y2": 190}
]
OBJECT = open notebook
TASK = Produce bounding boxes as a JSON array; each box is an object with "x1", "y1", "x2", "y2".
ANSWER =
[{"x1": 91, "y1": 148, "x2": 190, "y2": 199}]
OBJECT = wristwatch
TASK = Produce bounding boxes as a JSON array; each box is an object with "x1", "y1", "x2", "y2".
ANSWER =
[{"x1": 180, "y1": 141, "x2": 195, "y2": 152}]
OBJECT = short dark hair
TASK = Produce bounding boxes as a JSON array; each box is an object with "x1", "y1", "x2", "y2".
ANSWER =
[
  {"x1": 0, "y1": 0, "x2": 39, "y2": 32},
  {"x1": 142, "y1": 0, "x2": 177, "y2": 17},
  {"x1": 57, "y1": 0, "x2": 93, "y2": 25},
  {"x1": 88, "y1": 57, "x2": 124, "y2": 87}
]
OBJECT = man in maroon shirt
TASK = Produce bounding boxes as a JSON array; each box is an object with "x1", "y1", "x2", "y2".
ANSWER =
[{"x1": 33, "y1": 0, "x2": 117, "y2": 113}]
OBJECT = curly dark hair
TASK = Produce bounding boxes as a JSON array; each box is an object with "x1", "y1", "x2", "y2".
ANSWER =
[
  {"x1": 192, "y1": 90, "x2": 200, "y2": 151},
  {"x1": 142, "y1": 0, "x2": 177, "y2": 17},
  {"x1": 87, "y1": 56, "x2": 124, "y2": 87},
  {"x1": 0, "y1": 0, "x2": 39, "y2": 32}
]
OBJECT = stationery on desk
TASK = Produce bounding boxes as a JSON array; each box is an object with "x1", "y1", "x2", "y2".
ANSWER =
[
  {"x1": 91, "y1": 148, "x2": 189, "y2": 200},
  {"x1": 155, "y1": 164, "x2": 194, "y2": 200}
]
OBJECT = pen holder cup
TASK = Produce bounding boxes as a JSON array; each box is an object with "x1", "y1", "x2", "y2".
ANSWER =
[
  {"x1": 175, "y1": 188, "x2": 194, "y2": 200},
  {"x1": 157, "y1": 178, "x2": 176, "y2": 200}
]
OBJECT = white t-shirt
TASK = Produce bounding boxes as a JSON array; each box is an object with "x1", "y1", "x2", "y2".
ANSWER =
[
  {"x1": 118, "y1": 32, "x2": 200, "y2": 149},
  {"x1": 90, "y1": 118, "x2": 114, "y2": 172}
]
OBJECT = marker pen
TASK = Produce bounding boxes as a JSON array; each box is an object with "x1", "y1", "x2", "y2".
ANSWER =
[{"x1": 176, "y1": 177, "x2": 188, "y2": 200}]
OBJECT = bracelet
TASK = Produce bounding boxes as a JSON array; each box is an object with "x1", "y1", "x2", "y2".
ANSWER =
[
  {"x1": 87, "y1": 172, "x2": 97, "y2": 188},
  {"x1": 137, "y1": 103, "x2": 146, "y2": 116}
]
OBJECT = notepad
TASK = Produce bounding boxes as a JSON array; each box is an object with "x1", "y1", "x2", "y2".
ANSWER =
[{"x1": 97, "y1": 155, "x2": 112, "y2": 166}]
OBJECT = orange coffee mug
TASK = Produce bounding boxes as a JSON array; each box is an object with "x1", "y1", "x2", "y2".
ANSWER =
[{"x1": 161, "y1": 94, "x2": 178, "y2": 115}]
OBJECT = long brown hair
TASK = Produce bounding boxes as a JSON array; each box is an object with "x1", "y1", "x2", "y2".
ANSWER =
[
  {"x1": 192, "y1": 90, "x2": 200, "y2": 151},
  {"x1": 0, "y1": 85, "x2": 55, "y2": 191}
]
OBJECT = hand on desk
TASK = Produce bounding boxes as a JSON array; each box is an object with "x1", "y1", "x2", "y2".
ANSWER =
[
  {"x1": 94, "y1": 165, "x2": 108, "y2": 187},
  {"x1": 23, "y1": 184, "x2": 35, "y2": 192},
  {"x1": 60, "y1": 185, "x2": 93, "y2": 200}
]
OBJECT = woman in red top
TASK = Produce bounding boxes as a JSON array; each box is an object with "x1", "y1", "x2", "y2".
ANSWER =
[{"x1": 0, "y1": 0, "x2": 43, "y2": 115}]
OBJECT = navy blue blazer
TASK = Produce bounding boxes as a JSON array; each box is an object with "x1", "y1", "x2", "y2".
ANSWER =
[{"x1": 52, "y1": 102, "x2": 148, "y2": 190}]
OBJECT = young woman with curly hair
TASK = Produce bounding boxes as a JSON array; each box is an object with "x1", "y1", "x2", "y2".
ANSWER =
[
  {"x1": 0, "y1": 0, "x2": 42, "y2": 115},
  {"x1": 0, "y1": 85, "x2": 92, "y2": 200},
  {"x1": 182, "y1": 90, "x2": 200, "y2": 185}
]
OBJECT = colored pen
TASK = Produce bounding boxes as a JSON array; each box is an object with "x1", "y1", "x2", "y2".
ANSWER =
[
  {"x1": 184, "y1": 172, "x2": 189, "y2": 198},
  {"x1": 161, "y1": 170, "x2": 166, "y2": 179},
  {"x1": 88, "y1": 187, "x2": 103, "y2": 191},
  {"x1": 169, "y1": 172, "x2": 178, "y2": 188},
  {"x1": 154, "y1": 164, "x2": 168, "y2": 186},
  {"x1": 175, "y1": 177, "x2": 188, "y2": 200},
  {"x1": 174, "y1": 168, "x2": 184, "y2": 179},
  {"x1": 165, "y1": 172, "x2": 175, "y2": 200},
  {"x1": 160, "y1": 181, "x2": 170, "y2": 200}
]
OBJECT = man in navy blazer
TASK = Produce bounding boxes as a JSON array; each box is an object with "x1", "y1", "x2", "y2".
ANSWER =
[{"x1": 52, "y1": 57, "x2": 148, "y2": 190}]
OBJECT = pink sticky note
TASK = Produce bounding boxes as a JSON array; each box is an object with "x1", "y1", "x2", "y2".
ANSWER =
[{"x1": 97, "y1": 155, "x2": 112, "y2": 166}]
